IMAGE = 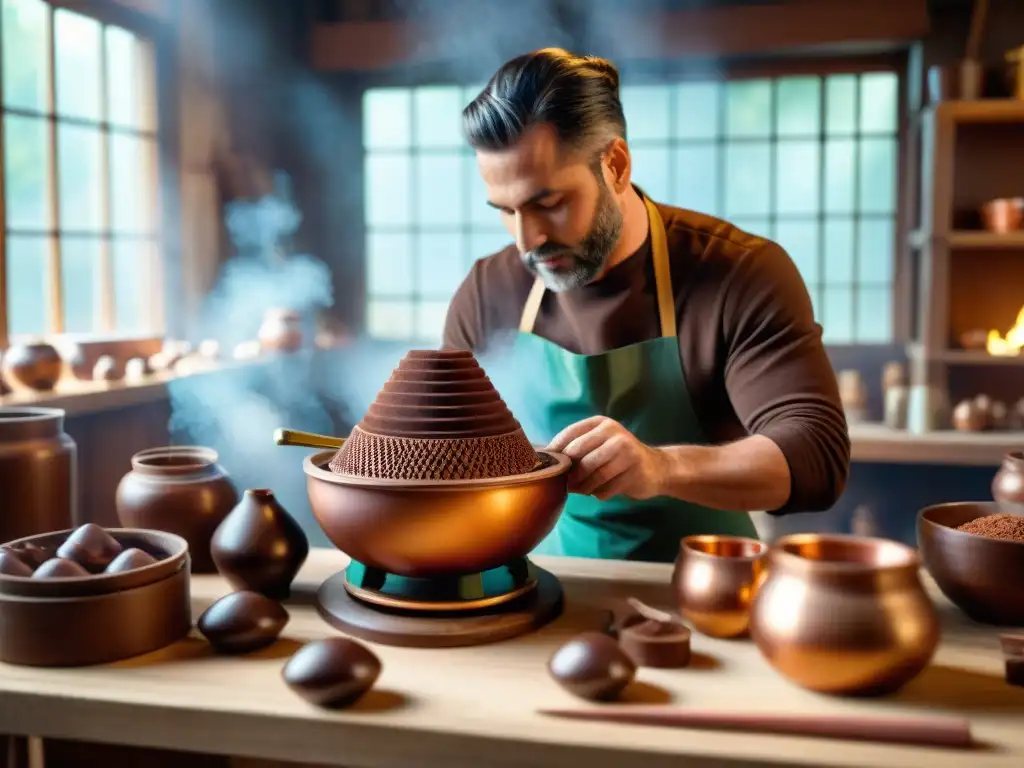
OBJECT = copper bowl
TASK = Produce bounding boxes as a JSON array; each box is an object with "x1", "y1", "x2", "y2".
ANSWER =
[
  {"x1": 672, "y1": 535, "x2": 766, "y2": 638},
  {"x1": 750, "y1": 534, "x2": 940, "y2": 696},
  {"x1": 304, "y1": 448, "x2": 571, "y2": 577},
  {"x1": 917, "y1": 501, "x2": 1024, "y2": 625}
]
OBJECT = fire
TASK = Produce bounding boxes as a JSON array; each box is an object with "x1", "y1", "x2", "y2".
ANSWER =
[{"x1": 986, "y1": 306, "x2": 1024, "y2": 356}]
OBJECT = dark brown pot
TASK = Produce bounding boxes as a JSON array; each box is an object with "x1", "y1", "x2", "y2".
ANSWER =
[
  {"x1": 1, "y1": 342, "x2": 64, "y2": 391},
  {"x1": 211, "y1": 488, "x2": 309, "y2": 599},
  {"x1": 0, "y1": 408, "x2": 77, "y2": 543},
  {"x1": 115, "y1": 446, "x2": 239, "y2": 573},
  {"x1": 992, "y1": 452, "x2": 1024, "y2": 516}
]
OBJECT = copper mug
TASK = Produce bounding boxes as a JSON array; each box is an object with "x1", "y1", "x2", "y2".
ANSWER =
[
  {"x1": 749, "y1": 533, "x2": 940, "y2": 696},
  {"x1": 672, "y1": 535, "x2": 767, "y2": 639}
]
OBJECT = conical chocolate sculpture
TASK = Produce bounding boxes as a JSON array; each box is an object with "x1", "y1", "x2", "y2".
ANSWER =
[
  {"x1": 210, "y1": 489, "x2": 310, "y2": 599},
  {"x1": 329, "y1": 349, "x2": 538, "y2": 481}
]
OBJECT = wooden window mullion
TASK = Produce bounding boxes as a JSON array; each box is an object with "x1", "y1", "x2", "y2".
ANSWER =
[
  {"x1": 45, "y1": 3, "x2": 62, "y2": 335},
  {"x1": 98, "y1": 26, "x2": 114, "y2": 333}
]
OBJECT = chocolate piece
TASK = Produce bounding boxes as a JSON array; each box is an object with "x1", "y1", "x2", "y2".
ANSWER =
[
  {"x1": 3, "y1": 543, "x2": 53, "y2": 569},
  {"x1": 0, "y1": 550, "x2": 33, "y2": 577},
  {"x1": 32, "y1": 557, "x2": 90, "y2": 579},
  {"x1": 105, "y1": 547, "x2": 159, "y2": 574},
  {"x1": 616, "y1": 597, "x2": 692, "y2": 668},
  {"x1": 1000, "y1": 634, "x2": 1024, "y2": 687},
  {"x1": 547, "y1": 631, "x2": 636, "y2": 702},
  {"x1": 196, "y1": 590, "x2": 289, "y2": 654},
  {"x1": 282, "y1": 637, "x2": 382, "y2": 708},
  {"x1": 56, "y1": 524, "x2": 123, "y2": 572}
]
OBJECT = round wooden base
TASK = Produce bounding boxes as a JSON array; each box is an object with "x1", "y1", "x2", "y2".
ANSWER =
[{"x1": 315, "y1": 565, "x2": 564, "y2": 648}]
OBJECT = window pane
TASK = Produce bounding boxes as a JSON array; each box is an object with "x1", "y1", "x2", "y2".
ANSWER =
[
  {"x1": 857, "y1": 218, "x2": 895, "y2": 284},
  {"x1": 60, "y1": 237, "x2": 99, "y2": 333},
  {"x1": 823, "y1": 218, "x2": 854, "y2": 285},
  {"x1": 774, "y1": 141, "x2": 819, "y2": 215},
  {"x1": 725, "y1": 80, "x2": 771, "y2": 138},
  {"x1": 674, "y1": 144, "x2": 719, "y2": 215},
  {"x1": 859, "y1": 137, "x2": 897, "y2": 213},
  {"x1": 2, "y1": 0, "x2": 50, "y2": 112},
  {"x1": 413, "y1": 86, "x2": 464, "y2": 149},
  {"x1": 621, "y1": 85, "x2": 671, "y2": 141},
  {"x1": 415, "y1": 153, "x2": 463, "y2": 225},
  {"x1": 821, "y1": 286, "x2": 854, "y2": 344},
  {"x1": 110, "y1": 134, "x2": 154, "y2": 233},
  {"x1": 111, "y1": 239, "x2": 149, "y2": 332},
  {"x1": 724, "y1": 142, "x2": 770, "y2": 217},
  {"x1": 776, "y1": 77, "x2": 820, "y2": 137},
  {"x1": 106, "y1": 26, "x2": 152, "y2": 131},
  {"x1": 416, "y1": 301, "x2": 449, "y2": 344},
  {"x1": 824, "y1": 138, "x2": 855, "y2": 214},
  {"x1": 367, "y1": 299, "x2": 413, "y2": 339},
  {"x1": 363, "y1": 89, "x2": 411, "y2": 150},
  {"x1": 5, "y1": 234, "x2": 49, "y2": 336},
  {"x1": 467, "y1": 154, "x2": 498, "y2": 227},
  {"x1": 417, "y1": 232, "x2": 466, "y2": 298},
  {"x1": 54, "y1": 9, "x2": 102, "y2": 121},
  {"x1": 4, "y1": 115, "x2": 50, "y2": 229},
  {"x1": 58, "y1": 124, "x2": 103, "y2": 231},
  {"x1": 825, "y1": 75, "x2": 857, "y2": 135},
  {"x1": 469, "y1": 230, "x2": 512, "y2": 262},
  {"x1": 366, "y1": 232, "x2": 413, "y2": 297},
  {"x1": 630, "y1": 146, "x2": 670, "y2": 202},
  {"x1": 856, "y1": 286, "x2": 892, "y2": 342},
  {"x1": 776, "y1": 220, "x2": 819, "y2": 286},
  {"x1": 860, "y1": 73, "x2": 898, "y2": 133},
  {"x1": 676, "y1": 82, "x2": 720, "y2": 139},
  {"x1": 364, "y1": 153, "x2": 411, "y2": 226}
]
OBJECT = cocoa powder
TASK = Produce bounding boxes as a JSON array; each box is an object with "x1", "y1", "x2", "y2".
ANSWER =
[{"x1": 956, "y1": 514, "x2": 1024, "y2": 542}]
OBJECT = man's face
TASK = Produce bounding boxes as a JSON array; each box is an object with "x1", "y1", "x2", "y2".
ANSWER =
[{"x1": 476, "y1": 124, "x2": 623, "y2": 292}]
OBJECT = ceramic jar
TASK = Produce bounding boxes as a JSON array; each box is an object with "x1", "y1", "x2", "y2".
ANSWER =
[
  {"x1": 0, "y1": 408, "x2": 77, "y2": 542},
  {"x1": 992, "y1": 452, "x2": 1024, "y2": 516},
  {"x1": 115, "y1": 446, "x2": 239, "y2": 573},
  {"x1": 258, "y1": 308, "x2": 303, "y2": 353},
  {"x1": 749, "y1": 533, "x2": 939, "y2": 696},
  {"x1": 1, "y1": 342, "x2": 64, "y2": 391},
  {"x1": 211, "y1": 488, "x2": 309, "y2": 599}
]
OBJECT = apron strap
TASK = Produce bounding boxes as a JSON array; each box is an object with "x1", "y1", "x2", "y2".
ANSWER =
[{"x1": 518, "y1": 195, "x2": 676, "y2": 338}]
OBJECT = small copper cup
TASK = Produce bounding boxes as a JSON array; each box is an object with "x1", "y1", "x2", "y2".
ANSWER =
[
  {"x1": 672, "y1": 535, "x2": 767, "y2": 639},
  {"x1": 980, "y1": 198, "x2": 1024, "y2": 233}
]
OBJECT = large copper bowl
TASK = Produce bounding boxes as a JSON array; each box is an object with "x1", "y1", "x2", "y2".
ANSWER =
[
  {"x1": 917, "y1": 501, "x2": 1024, "y2": 625},
  {"x1": 304, "y1": 448, "x2": 571, "y2": 578}
]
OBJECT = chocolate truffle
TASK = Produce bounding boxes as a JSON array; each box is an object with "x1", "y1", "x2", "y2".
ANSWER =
[
  {"x1": 547, "y1": 632, "x2": 636, "y2": 701},
  {"x1": 2, "y1": 543, "x2": 52, "y2": 569},
  {"x1": 33, "y1": 557, "x2": 90, "y2": 579},
  {"x1": 56, "y1": 523, "x2": 123, "y2": 572},
  {"x1": 105, "y1": 547, "x2": 159, "y2": 573},
  {"x1": 616, "y1": 599, "x2": 693, "y2": 668},
  {"x1": 0, "y1": 550, "x2": 33, "y2": 577},
  {"x1": 282, "y1": 637, "x2": 382, "y2": 709},
  {"x1": 196, "y1": 591, "x2": 289, "y2": 654}
]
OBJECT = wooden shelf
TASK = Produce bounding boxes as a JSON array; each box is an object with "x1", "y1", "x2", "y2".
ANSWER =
[
  {"x1": 907, "y1": 344, "x2": 1024, "y2": 365},
  {"x1": 909, "y1": 230, "x2": 1024, "y2": 249},
  {"x1": 850, "y1": 422, "x2": 1023, "y2": 466},
  {"x1": 932, "y1": 99, "x2": 1024, "y2": 124}
]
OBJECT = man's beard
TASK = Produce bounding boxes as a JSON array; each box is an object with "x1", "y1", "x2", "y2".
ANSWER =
[{"x1": 522, "y1": 180, "x2": 623, "y2": 292}]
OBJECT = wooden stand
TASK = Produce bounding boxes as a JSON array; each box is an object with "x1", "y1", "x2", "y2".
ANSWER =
[{"x1": 316, "y1": 565, "x2": 564, "y2": 648}]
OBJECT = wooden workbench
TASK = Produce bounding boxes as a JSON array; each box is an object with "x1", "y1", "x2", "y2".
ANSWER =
[{"x1": 0, "y1": 549, "x2": 1022, "y2": 768}]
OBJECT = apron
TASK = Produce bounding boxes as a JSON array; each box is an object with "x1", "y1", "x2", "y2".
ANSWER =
[{"x1": 513, "y1": 196, "x2": 758, "y2": 563}]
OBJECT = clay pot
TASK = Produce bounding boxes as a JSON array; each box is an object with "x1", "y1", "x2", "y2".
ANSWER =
[
  {"x1": 0, "y1": 408, "x2": 77, "y2": 542},
  {"x1": 981, "y1": 198, "x2": 1024, "y2": 234},
  {"x1": 115, "y1": 446, "x2": 239, "y2": 573},
  {"x1": 210, "y1": 488, "x2": 309, "y2": 599},
  {"x1": 258, "y1": 308, "x2": 303, "y2": 353},
  {"x1": 952, "y1": 398, "x2": 987, "y2": 432},
  {"x1": 1, "y1": 342, "x2": 64, "y2": 391},
  {"x1": 992, "y1": 452, "x2": 1024, "y2": 517}
]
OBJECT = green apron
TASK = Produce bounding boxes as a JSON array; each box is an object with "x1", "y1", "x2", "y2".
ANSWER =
[{"x1": 515, "y1": 196, "x2": 757, "y2": 563}]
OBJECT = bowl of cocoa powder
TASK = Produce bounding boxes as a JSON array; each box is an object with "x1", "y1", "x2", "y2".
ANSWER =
[{"x1": 917, "y1": 501, "x2": 1024, "y2": 626}]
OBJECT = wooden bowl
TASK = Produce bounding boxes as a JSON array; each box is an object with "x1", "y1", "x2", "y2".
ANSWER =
[
  {"x1": 304, "y1": 449, "x2": 570, "y2": 578},
  {"x1": 917, "y1": 502, "x2": 1024, "y2": 625}
]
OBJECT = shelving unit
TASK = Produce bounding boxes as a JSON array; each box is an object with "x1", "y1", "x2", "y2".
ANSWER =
[{"x1": 907, "y1": 99, "x2": 1024, "y2": 440}]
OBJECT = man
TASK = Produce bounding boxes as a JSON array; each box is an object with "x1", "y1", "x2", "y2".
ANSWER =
[{"x1": 442, "y1": 48, "x2": 851, "y2": 563}]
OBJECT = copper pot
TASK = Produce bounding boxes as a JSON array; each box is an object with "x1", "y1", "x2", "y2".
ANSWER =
[
  {"x1": 115, "y1": 446, "x2": 239, "y2": 573},
  {"x1": 1, "y1": 342, "x2": 64, "y2": 391},
  {"x1": 992, "y1": 452, "x2": 1024, "y2": 516},
  {"x1": 672, "y1": 535, "x2": 766, "y2": 638},
  {"x1": 258, "y1": 308, "x2": 303, "y2": 353},
  {"x1": 980, "y1": 198, "x2": 1024, "y2": 233},
  {"x1": 303, "y1": 448, "x2": 570, "y2": 578},
  {"x1": 749, "y1": 534, "x2": 939, "y2": 696}
]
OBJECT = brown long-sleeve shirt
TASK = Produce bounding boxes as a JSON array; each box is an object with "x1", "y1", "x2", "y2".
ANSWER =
[{"x1": 442, "y1": 201, "x2": 851, "y2": 515}]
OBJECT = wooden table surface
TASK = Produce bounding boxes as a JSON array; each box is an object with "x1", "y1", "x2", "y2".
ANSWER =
[{"x1": 0, "y1": 548, "x2": 1022, "y2": 768}]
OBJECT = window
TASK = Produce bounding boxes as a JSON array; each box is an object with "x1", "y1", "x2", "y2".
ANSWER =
[
  {"x1": 361, "y1": 71, "x2": 899, "y2": 345},
  {"x1": 2, "y1": 0, "x2": 160, "y2": 341}
]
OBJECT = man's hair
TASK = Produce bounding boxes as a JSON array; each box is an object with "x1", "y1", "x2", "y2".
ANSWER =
[{"x1": 462, "y1": 48, "x2": 626, "y2": 156}]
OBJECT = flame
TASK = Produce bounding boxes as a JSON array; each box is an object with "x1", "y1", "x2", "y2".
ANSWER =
[{"x1": 986, "y1": 306, "x2": 1024, "y2": 356}]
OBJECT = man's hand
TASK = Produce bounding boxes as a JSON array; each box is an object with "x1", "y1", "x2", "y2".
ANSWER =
[{"x1": 546, "y1": 416, "x2": 668, "y2": 501}]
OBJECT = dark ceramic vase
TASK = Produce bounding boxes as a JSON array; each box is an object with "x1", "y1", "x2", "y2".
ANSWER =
[
  {"x1": 1, "y1": 342, "x2": 64, "y2": 391},
  {"x1": 992, "y1": 452, "x2": 1024, "y2": 517},
  {"x1": 115, "y1": 446, "x2": 239, "y2": 573},
  {"x1": 211, "y1": 489, "x2": 309, "y2": 599}
]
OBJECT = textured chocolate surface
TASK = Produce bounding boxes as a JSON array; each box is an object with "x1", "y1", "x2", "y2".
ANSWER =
[{"x1": 329, "y1": 349, "x2": 538, "y2": 480}]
